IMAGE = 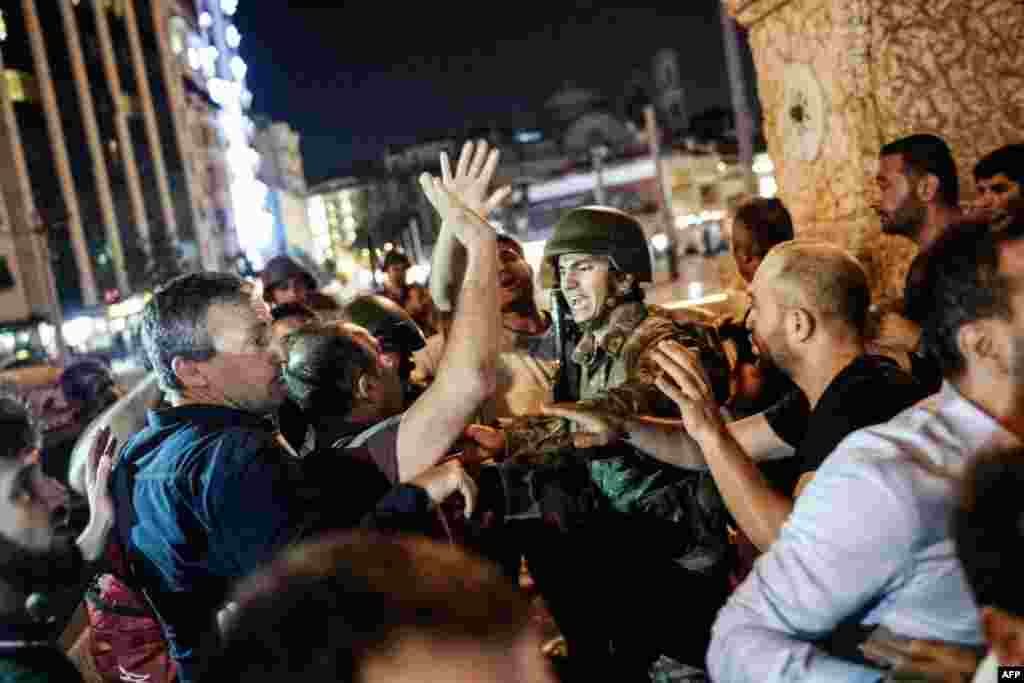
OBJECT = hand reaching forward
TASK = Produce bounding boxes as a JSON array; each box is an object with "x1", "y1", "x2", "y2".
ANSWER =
[
  {"x1": 439, "y1": 140, "x2": 511, "y2": 217},
  {"x1": 409, "y1": 459, "x2": 479, "y2": 518},
  {"x1": 652, "y1": 340, "x2": 727, "y2": 443},
  {"x1": 540, "y1": 403, "x2": 625, "y2": 448}
]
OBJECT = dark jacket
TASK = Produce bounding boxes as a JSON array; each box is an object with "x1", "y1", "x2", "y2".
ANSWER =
[{"x1": 115, "y1": 405, "x2": 434, "y2": 683}]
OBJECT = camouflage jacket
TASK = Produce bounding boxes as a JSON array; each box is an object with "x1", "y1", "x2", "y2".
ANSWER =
[{"x1": 501, "y1": 303, "x2": 733, "y2": 572}]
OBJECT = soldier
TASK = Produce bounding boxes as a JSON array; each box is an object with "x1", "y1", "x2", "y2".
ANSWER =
[
  {"x1": 420, "y1": 140, "x2": 734, "y2": 677},
  {"x1": 496, "y1": 205, "x2": 734, "y2": 679}
]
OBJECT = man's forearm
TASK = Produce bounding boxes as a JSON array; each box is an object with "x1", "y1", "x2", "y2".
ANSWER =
[
  {"x1": 397, "y1": 212, "x2": 498, "y2": 479},
  {"x1": 696, "y1": 426, "x2": 794, "y2": 551},
  {"x1": 428, "y1": 220, "x2": 465, "y2": 313},
  {"x1": 625, "y1": 416, "x2": 709, "y2": 470}
]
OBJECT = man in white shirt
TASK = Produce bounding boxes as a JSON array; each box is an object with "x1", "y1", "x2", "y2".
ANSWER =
[
  {"x1": 709, "y1": 215, "x2": 1024, "y2": 682},
  {"x1": 955, "y1": 449, "x2": 1024, "y2": 683}
]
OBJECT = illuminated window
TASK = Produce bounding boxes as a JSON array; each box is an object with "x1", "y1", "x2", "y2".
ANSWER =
[
  {"x1": 4, "y1": 70, "x2": 38, "y2": 104},
  {"x1": 0, "y1": 10, "x2": 7, "y2": 42},
  {"x1": 169, "y1": 17, "x2": 188, "y2": 55},
  {"x1": 225, "y1": 25, "x2": 241, "y2": 48}
]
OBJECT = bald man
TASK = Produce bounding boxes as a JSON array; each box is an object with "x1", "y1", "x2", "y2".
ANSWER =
[{"x1": 548, "y1": 241, "x2": 929, "y2": 551}]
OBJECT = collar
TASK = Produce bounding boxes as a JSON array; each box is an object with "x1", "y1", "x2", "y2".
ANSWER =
[
  {"x1": 936, "y1": 381, "x2": 1022, "y2": 455},
  {"x1": 147, "y1": 404, "x2": 275, "y2": 433},
  {"x1": 572, "y1": 302, "x2": 648, "y2": 366},
  {"x1": 327, "y1": 413, "x2": 404, "y2": 450}
]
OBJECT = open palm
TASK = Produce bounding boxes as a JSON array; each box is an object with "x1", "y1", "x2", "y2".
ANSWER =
[{"x1": 440, "y1": 140, "x2": 511, "y2": 217}]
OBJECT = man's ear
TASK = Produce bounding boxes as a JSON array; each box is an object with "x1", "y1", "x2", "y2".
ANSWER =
[
  {"x1": 355, "y1": 372, "x2": 375, "y2": 401},
  {"x1": 787, "y1": 308, "x2": 815, "y2": 344},
  {"x1": 614, "y1": 272, "x2": 635, "y2": 296},
  {"x1": 958, "y1": 320, "x2": 999, "y2": 370},
  {"x1": 171, "y1": 356, "x2": 209, "y2": 392},
  {"x1": 917, "y1": 173, "x2": 940, "y2": 203}
]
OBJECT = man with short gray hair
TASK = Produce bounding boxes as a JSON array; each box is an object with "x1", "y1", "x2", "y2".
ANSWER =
[{"x1": 117, "y1": 270, "x2": 478, "y2": 683}]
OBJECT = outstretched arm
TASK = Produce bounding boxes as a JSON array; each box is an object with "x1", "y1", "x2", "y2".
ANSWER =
[
  {"x1": 396, "y1": 177, "x2": 501, "y2": 480},
  {"x1": 429, "y1": 140, "x2": 510, "y2": 312}
]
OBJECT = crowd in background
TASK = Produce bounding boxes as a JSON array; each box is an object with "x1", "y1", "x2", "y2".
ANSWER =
[{"x1": 1, "y1": 138, "x2": 1024, "y2": 683}]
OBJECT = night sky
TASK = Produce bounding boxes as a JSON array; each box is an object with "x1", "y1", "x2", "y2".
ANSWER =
[{"x1": 233, "y1": 2, "x2": 756, "y2": 185}]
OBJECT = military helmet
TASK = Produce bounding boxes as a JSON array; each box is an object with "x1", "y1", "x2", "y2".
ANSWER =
[
  {"x1": 540, "y1": 206, "x2": 654, "y2": 288},
  {"x1": 260, "y1": 255, "x2": 317, "y2": 303},
  {"x1": 344, "y1": 294, "x2": 426, "y2": 354}
]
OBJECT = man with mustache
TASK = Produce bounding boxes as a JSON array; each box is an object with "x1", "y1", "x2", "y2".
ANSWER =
[{"x1": 872, "y1": 134, "x2": 962, "y2": 392}]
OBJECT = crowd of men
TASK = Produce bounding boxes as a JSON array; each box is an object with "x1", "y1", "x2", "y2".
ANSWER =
[{"x1": 2, "y1": 136, "x2": 1024, "y2": 683}]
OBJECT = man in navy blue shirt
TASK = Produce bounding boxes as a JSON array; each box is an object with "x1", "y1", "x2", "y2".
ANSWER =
[{"x1": 118, "y1": 270, "x2": 477, "y2": 683}]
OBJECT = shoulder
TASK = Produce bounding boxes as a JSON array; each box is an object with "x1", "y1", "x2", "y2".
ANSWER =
[
  {"x1": 821, "y1": 357, "x2": 929, "y2": 422},
  {"x1": 811, "y1": 399, "x2": 961, "y2": 515}
]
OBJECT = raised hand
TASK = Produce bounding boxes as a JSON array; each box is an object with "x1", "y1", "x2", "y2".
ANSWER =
[
  {"x1": 540, "y1": 402, "x2": 625, "y2": 448},
  {"x1": 652, "y1": 340, "x2": 726, "y2": 443},
  {"x1": 417, "y1": 174, "x2": 494, "y2": 246},
  {"x1": 76, "y1": 426, "x2": 118, "y2": 562},
  {"x1": 410, "y1": 459, "x2": 479, "y2": 518},
  {"x1": 439, "y1": 140, "x2": 511, "y2": 217}
]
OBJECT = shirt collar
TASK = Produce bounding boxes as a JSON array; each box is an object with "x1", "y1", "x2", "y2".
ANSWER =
[
  {"x1": 147, "y1": 404, "x2": 274, "y2": 433},
  {"x1": 934, "y1": 381, "x2": 1021, "y2": 454}
]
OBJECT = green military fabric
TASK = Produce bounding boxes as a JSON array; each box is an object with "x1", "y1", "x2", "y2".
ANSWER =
[{"x1": 503, "y1": 304, "x2": 733, "y2": 572}]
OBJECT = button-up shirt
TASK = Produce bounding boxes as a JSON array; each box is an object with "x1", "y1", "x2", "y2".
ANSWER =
[
  {"x1": 118, "y1": 404, "x2": 432, "y2": 683},
  {"x1": 709, "y1": 382, "x2": 1001, "y2": 682}
]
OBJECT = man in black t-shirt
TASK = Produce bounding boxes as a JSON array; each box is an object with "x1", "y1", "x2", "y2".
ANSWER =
[{"x1": 549, "y1": 241, "x2": 929, "y2": 552}]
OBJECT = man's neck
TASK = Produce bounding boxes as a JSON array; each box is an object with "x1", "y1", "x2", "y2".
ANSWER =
[
  {"x1": 956, "y1": 373, "x2": 1024, "y2": 440},
  {"x1": 791, "y1": 341, "x2": 865, "y2": 409},
  {"x1": 502, "y1": 305, "x2": 547, "y2": 335},
  {"x1": 916, "y1": 204, "x2": 960, "y2": 250},
  {"x1": 316, "y1": 407, "x2": 389, "y2": 443}
]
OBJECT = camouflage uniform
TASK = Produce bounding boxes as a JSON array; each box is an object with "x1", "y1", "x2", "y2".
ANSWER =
[
  {"x1": 496, "y1": 206, "x2": 733, "y2": 573},
  {"x1": 501, "y1": 301, "x2": 732, "y2": 571},
  {"x1": 480, "y1": 207, "x2": 734, "y2": 680}
]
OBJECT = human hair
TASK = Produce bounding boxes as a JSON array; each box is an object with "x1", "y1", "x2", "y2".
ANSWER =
[
  {"x1": 974, "y1": 143, "x2": 1024, "y2": 186},
  {"x1": 954, "y1": 447, "x2": 1024, "y2": 618},
  {"x1": 270, "y1": 302, "x2": 318, "y2": 325},
  {"x1": 0, "y1": 390, "x2": 41, "y2": 461},
  {"x1": 497, "y1": 233, "x2": 525, "y2": 258},
  {"x1": 733, "y1": 198, "x2": 794, "y2": 258},
  {"x1": 917, "y1": 215, "x2": 1024, "y2": 378},
  {"x1": 59, "y1": 359, "x2": 116, "y2": 407},
  {"x1": 281, "y1": 323, "x2": 375, "y2": 419},
  {"x1": 140, "y1": 272, "x2": 251, "y2": 396},
  {"x1": 880, "y1": 134, "x2": 960, "y2": 207},
  {"x1": 202, "y1": 532, "x2": 533, "y2": 683},
  {"x1": 759, "y1": 240, "x2": 871, "y2": 336}
]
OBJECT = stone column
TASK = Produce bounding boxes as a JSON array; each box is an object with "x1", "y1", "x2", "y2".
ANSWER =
[{"x1": 723, "y1": 0, "x2": 1024, "y2": 306}]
